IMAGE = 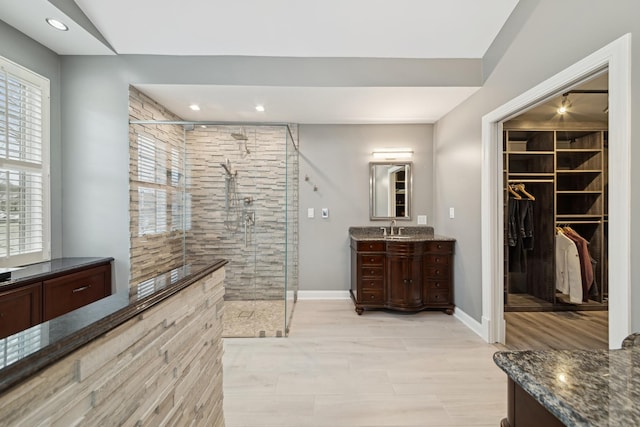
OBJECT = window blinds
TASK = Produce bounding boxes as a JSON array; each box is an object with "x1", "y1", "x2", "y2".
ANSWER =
[{"x1": 0, "y1": 58, "x2": 49, "y2": 265}]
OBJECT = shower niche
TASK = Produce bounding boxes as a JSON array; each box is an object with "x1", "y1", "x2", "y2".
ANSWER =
[{"x1": 129, "y1": 87, "x2": 298, "y2": 338}]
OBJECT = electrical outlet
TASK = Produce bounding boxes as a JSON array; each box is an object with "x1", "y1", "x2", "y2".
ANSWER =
[
  {"x1": 449, "y1": 207, "x2": 455, "y2": 219},
  {"x1": 307, "y1": 208, "x2": 315, "y2": 218}
]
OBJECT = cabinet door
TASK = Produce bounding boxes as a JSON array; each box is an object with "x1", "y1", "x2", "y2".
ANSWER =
[
  {"x1": 43, "y1": 264, "x2": 110, "y2": 321},
  {"x1": 388, "y1": 255, "x2": 422, "y2": 307},
  {"x1": 0, "y1": 283, "x2": 42, "y2": 339}
]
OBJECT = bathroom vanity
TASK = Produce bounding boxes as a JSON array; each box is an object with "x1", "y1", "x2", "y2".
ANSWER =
[
  {"x1": 349, "y1": 227, "x2": 455, "y2": 315},
  {"x1": 0, "y1": 257, "x2": 113, "y2": 339}
]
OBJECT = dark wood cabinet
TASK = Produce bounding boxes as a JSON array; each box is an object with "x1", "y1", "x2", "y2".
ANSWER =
[
  {"x1": 0, "y1": 259, "x2": 112, "y2": 339},
  {"x1": 387, "y1": 243, "x2": 423, "y2": 308},
  {"x1": 0, "y1": 283, "x2": 42, "y2": 339},
  {"x1": 43, "y1": 264, "x2": 111, "y2": 321},
  {"x1": 350, "y1": 238, "x2": 454, "y2": 315}
]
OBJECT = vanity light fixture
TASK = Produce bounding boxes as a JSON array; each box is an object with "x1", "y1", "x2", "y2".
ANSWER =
[
  {"x1": 372, "y1": 148, "x2": 414, "y2": 160},
  {"x1": 46, "y1": 18, "x2": 68, "y2": 31},
  {"x1": 189, "y1": 104, "x2": 201, "y2": 111},
  {"x1": 255, "y1": 105, "x2": 265, "y2": 112}
]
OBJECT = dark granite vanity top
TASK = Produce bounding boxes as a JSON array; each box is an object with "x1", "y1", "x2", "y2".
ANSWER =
[
  {"x1": 0, "y1": 257, "x2": 114, "y2": 290},
  {"x1": 0, "y1": 259, "x2": 227, "y2": 396},
  {"x1": 494, "y1": 344, "x2": 640, "y2": 426},
  {"x1": 349, "y1": 226, "x2": 455, "y2": 242}
]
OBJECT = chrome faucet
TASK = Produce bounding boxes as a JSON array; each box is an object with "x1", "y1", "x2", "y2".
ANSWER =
[{"x1": 389, "y1": 219, "x2": 397, "y2": 236}]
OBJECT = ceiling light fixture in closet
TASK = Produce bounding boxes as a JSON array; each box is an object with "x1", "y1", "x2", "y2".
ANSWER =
[{"x1": 557, "y1": 95, "x2": 571, "y2": 114}]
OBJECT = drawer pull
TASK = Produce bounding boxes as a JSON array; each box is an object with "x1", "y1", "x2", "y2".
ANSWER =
[
  {"x1": 369, "y1": 244, "x2": 374, "y2": 249},
  {"x1": 437, "y1": 244, "x2": 442, "y2": 249},
  {"x1": 435, "y1": 269, "x2": 440, "y2": 275},
  {"x1": 370, "y1": 294, "x2": 375, "y2": 299},
  {"x1": 371, "y1": 270, "x2": 375, "y2": 275},
  {"x1": 435, "y1": 257, "x2": 440, "y2": 263},
  {"x1": 72, "y1": 285, "x2": 91, "y2": 293},
  {"x1": 370, "y1": 258, "x2": 375, "y2": 262},
  {"x1": 435, "y1": 282, "x2": 441, "y2": 288}
]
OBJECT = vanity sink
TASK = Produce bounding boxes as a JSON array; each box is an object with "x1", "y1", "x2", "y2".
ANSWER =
[{"x1": 385, "y1": 235, "x2": 411, "y2": 240}]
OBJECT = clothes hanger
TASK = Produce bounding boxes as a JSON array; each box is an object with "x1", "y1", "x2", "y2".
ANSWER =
[
  {"x1": 516, "y1": 184, "x2": 535, "y2": 200},
  {"x1": 507, "y1": 184, "x2": 522, "y2": 199}
]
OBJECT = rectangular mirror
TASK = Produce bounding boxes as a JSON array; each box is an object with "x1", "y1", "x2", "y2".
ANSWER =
[{"x1": 370, "y1": 162, "x2": 412, "y2": 220}]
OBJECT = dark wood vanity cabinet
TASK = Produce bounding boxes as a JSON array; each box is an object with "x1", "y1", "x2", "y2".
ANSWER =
[
  {"x1": 0, "y1": 259, "x2": 112, "y2": 339},
  {"x1": 0, "y1": 283, "x2": 42, "y2": 339},
  {"x1": 387, "y1": 243, "x2": 423, "y2": 309},
  {"x1": 350, "y1": 238, "x2": 454, "y2": 315},
  {"x1": 43, "y1": 264, "x2": 111, "y2": 321}
]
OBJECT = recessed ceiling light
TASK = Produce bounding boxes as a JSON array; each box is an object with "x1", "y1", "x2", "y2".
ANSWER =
[
  {"x1": 255, "y1": 105, "x2": 265, "y2": 112},
  {"x1": 46, "y1": 18, "x2": 68, "y2": 31},
  {"x1": 189, "y1": 104, "x2": 200, "y2": 111}
]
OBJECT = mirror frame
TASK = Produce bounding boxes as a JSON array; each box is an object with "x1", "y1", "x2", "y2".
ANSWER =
[{"x1": 369, "y1": 161, "x2": 412, "y2": 221}]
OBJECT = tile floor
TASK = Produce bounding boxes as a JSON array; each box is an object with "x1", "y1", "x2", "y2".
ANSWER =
[
  {"x1": 223, "y1": 300, "x2": 507, "y2": 427},
  {"x1": 223, "y1": 300, "x2": 287, "y2": 338}
]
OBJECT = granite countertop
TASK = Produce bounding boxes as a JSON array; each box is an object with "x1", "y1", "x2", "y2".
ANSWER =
[
  {"x1": 493, "y1": 346, "x2": 640, "y2": 426},
  {"x1": 349, "y1": 226, "x2": 456, "y2": 242},
  {"x1": 0, "y1": 257, "x2": 114, "y2": 290},
  {"x1": 0, "y1": 259, "x2": 227, "y2": 396}
]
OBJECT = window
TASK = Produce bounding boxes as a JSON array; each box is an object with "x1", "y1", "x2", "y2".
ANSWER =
[{"x1": 0, "y1": 56, "x2": 50, "y2": 267}]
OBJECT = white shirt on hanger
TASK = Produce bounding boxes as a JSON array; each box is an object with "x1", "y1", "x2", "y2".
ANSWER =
[{"x1": 555, "y1": 232, "x2": 582, "y2": 304}]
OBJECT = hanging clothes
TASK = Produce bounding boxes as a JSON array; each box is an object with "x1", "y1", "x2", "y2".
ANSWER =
[
  {"x1": 555, "y1": 230, "x2": 582, "y2": 304},
  {"x1": 562, "y1": 228, "x2": 594, "y2": 302},
  {"x1": 508, "y1": 198, "x2": 534, "y2": 273}
]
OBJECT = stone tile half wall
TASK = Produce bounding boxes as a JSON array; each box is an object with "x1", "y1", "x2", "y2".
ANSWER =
[{"x1": 0, "y1": 268, "x2": 226, "y2": 426}]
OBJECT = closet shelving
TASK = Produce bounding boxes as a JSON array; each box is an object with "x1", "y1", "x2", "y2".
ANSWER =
[{"x1": 503, "y1": 128, "x2": 608, "y2": 311}]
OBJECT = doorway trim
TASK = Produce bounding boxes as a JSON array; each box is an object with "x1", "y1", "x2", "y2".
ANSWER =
[{"x1": 481, "y1": 33, "x2": 631, "y2": 349}]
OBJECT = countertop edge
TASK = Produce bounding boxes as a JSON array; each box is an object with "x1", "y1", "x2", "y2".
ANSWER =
[
  {"x1": 493, "y1": 351, "x2": 590, "y2": 426},
  {"x1": 0, "y1": 257, "x2": 115, "y2": 291},
  {"x1": 350, "y1": 235, "x2": 456, "y2": 242},
  {"x1": 0, "y1": 259, "x2": 228, "y2": 396}
]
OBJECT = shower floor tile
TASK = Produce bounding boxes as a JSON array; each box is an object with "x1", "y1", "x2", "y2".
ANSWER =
[{"x1": 223, "y1": 300, "x2": 287, "y2": 338}]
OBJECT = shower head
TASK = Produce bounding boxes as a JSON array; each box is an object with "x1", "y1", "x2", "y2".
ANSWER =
[{"x1": 231, "y1": 132, "x2": 248, "y2": 141}]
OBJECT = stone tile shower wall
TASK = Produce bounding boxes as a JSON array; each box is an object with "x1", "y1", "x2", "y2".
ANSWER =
[
  {"x1": 185, "y1": 126, "x2": 297, "y2": 300},
  {"x1": 129, "y1": 87, "x2": 185, "y2": 287}
]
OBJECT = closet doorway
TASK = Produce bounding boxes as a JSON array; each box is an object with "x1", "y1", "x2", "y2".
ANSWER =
[{"x1": 502, "y1": 72, "x2": 608, "y2": 350}]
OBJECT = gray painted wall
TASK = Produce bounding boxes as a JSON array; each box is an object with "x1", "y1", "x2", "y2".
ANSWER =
[
  {"x1": 0, "y1": 20, "x2": 62, "y2": 259},
  {"x1": 299, "y1": 124, "x2": 434, "y2": 292},
  {"x1": 434, "y1": 0, "x2": 640, "y2": 328}
]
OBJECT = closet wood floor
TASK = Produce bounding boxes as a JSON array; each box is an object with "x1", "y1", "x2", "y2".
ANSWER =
[
  {"x1": 223, "y1": 300, "x2": 506, "y2": 427},
  {"x1": 504, "y1": 310, "x2": 608, "y2": 350}
]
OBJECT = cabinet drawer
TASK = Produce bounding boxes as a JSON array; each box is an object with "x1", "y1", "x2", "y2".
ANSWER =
[
  {"x1": 43, "y1": 265, "x2": 109, "y2": 321},
  {"x1": 361, "y1": 266, "x2": 384, "y2": 278},
  {"x1": 426, "y1": 290, "x2": 450, "y2": 304},
  {"x1": 425, "y1": 241, "x2": 453, "y2": 253},
  {"x1": 425, "y1": 266, "x2": 450, "y2": 279},
  {"x1": 427, "y1": 280, "x2": 450, "y2": 290},
  {"x1": 357, "y1": 241, "x2": 385, "y2": 252},
  {"x1": 360, "y1": 289, "x2": 384, "y2": 303},
  {"x1": 360, "y1": 254, "x2": 384, "y2": 266},
  {"x1": 425, "y1": 254, "x2": 450, "y2": 266},
  {"x1": 0, "y1": 283, "x2": 42, "y2": 339},
  {"x1": 361, "y1": 279, "x2": 383, "y2": 290}
]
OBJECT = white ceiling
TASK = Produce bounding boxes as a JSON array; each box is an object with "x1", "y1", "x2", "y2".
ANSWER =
[
  {"x1": 74, "y1": 0, "x2": 519, "y2": 58},
  {"x1": 0, "y1": 0, "x2": 521, "y2": 123},
  {"x1": 135, "y1": 85, "x2": 481, "y2": 124}
]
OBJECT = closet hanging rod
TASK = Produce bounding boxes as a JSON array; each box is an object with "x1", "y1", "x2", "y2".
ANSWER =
[
  {"x1": 507, "y1": 179, "x2": 554, "y2": 183},
  {"x1": 555, "y1": 220, "x2": 601, "y2": 225}
]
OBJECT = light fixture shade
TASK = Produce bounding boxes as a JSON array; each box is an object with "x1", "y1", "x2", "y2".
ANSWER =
[
  {"x1": 255, "y1": 105, "x2": 265, "y2": 112},
  {"x1": 372, "y1": 148, "x2": 413, "y2": 159},
  {"x1": 46, "y1": 18, "x2": 68, "y2": 31}
]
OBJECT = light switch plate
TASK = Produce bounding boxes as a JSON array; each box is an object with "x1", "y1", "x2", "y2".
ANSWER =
[
  {"x1": 321, "y1": 208, "x2": 329, "y2": 218},
  {"x1": 307, "y1": 208, "x2": 315, "y2": 218},
  {"x1": 417, "y1": 215, "x2": 427, "y2": 225}
]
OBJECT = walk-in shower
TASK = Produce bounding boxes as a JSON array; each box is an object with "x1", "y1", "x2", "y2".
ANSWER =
[{"x1": 129, "y1": 89, "x2": 298, "y2": 339}]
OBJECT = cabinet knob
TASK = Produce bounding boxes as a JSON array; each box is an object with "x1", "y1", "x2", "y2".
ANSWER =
[
  {"x1": 435, "y1": 282, "x2": 441, "y2": 288},
  {"x1": 435, "y1": 257, "x2": 440, "y2": 263},
  {"x1": 370, "y1": 282, "x2": 375, "y2": 286},
  {"x1": 371, "y1": 270, "x2": 375, "y2": 275},
  {"x1": 437, "y1": 244, "x2": 442, "y2": 249},
  {"x1": 370, "y1": 295, "x2": 375, "y2": 299},
  {"x1": 369, "y1": 244, "x2": 374, "y2": 249},
  {"x1": 370, "y1": 258, "x2": 375, "y2": 262},
  {"x1": 435, "y1": 295, "x2": 440, "y2": 300}
]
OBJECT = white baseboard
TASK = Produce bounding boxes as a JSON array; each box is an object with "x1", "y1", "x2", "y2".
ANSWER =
[
  {"x1": 297, "y1": 290, "x2": 350, "y2": 300},
  {"x1": 454, "y1": 307, "x2": 485, "y2": 339}
]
